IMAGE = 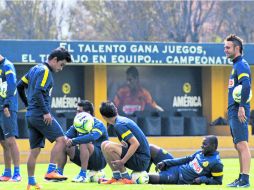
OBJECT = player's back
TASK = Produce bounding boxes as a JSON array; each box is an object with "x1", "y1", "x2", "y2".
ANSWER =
[
  {"x1": 25, "y1": 63, "x2": 53, "y2": 117},
  {"x1": 92, "y1": 117, "x2": 109, "y2": 147}
]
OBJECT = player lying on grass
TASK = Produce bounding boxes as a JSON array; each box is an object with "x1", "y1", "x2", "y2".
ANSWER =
[
  {"x1": 57, "y1": 100, "x2": 109, "y2": 183},
  {"x1": 148, "y1": 135, "x2": 224, "y2": 185}
]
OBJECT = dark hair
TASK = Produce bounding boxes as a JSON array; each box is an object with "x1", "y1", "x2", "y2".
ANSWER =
[
  {"x1": 48, "y1": 47, "x2": 72, "y2": 63},
  {"x1": 126, "y1": 66, "x2": 139, "y2": 79},
  {"x1": 206, "y1": 135, "x2": 218, "y2": 150},
  {"x1": 78, "y1": 100, "x2": 94, "y2": 116},
  {"x1": 100, "y1": 101, "x2": 118, "y2": 118},
  {"x1": 225, "y1": 34, "x2": 243, "y2": 54}
]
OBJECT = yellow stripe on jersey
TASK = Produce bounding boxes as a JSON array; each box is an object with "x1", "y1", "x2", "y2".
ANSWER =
[
  {"x1": 238, "y1": 73, "x2": 249, "y2": 80},
  {"x1": 5, "y1": 70, "x2": 14, "y2": 75},
  {"x1": 41, "y1": 66, "x2": 49, "y2": 87},
  {"x1": 121, "y1": 130, "x2": 132, "y2": 139},
  {"x1": 92, "y1": 128, "x2": 102, "y2": 135},
  {"x1": 211, "y1": 172, "x2": 223, "y2": 177},
  {"x1": 21, "y1": 76, "x2": 29, "y2": 84}
]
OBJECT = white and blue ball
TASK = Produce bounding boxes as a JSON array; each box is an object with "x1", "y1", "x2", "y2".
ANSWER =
[
  {"x1": 131, "y1": 171, "x2": 149, "y2": 184},
  {"x1": 73, "y1": 112, "x2": 94, "y2": 134},
  {"x1": 88, "y1": 170, "x2": 105, "y2": 182},
  {"x1": 233, "y1": 85, "x2": 252, "y2": 103}
]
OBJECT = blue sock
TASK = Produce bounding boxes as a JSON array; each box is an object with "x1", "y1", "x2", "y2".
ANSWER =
[
  {"x1": 79, "y1": 169, "x2": 86, "y2": 177},
  {"x1": 113, "y1": 171, "x2": 121, "y2": 180},
  {"x1": 28, "y1": 176, "x2": 36, "y2": 185},
  {"x1": 121, "y1": 172, "x2": 131, "y2": 179},
  {"x1": 57, "y1": 168, "x2": 64, "y2": 175},
  {"x1": 14, "y1": 166, "x2": 20, "y2": 176},
  {"x1": 47, "y1": 163, "x2": 56, "y2": 174},
  {"x1": 3, "y1": 168, "x2": 11, "y2": 177}
]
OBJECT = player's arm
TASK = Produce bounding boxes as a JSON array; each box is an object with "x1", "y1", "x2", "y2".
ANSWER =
[
  {"x1": 122, "y1": 136, "x2": 140, "y2": 164},
  {"x1": 237, "y1": 68, "x2": 251, "y2": 106},
  {"x1": 193, "y1": 163, "x2": 223, "y2": 185},
  {"x1": 17, "y1": 75, "x2": 29, "y2": 107},
  {"x1": 143, "y1": 89, "x2": 164, "y2": 111},
  {"x1": 163, "y1": 154, "x2": 195, "y2": 167},
  {"x1": 3, "y1": 64, "x2": 17, "y2": 108},
  {"x1": 71, "y1": 128, "x2": 102, "y2": 146},
  {"x1": 65, "y1": 126, "x2": 77, "y2": 139}
]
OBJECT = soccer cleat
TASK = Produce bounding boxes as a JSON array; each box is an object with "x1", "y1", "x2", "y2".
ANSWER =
[
  {"x1": 44, "y1": 171, "x2": 67, "y2": 182},
  {"x1": 227, "y1": 179, "x2": 239, "y2": 187},
  {"x1": 8, "y1": 174, "x2": 22, "y2": 182},
  {"x1": 98, "y1": 178, "x2": 118, "y2": 184},
  {"x1": 238, "y1": 179, "x2": 250, "y2": 188},
  {"x1": 0, "y1": 175, "x2": 11, "y2": 182},
  {"x1": 26, "y1": 183, "x2": 41, "y2": 190},
  {"x1": 71, "y1": 175, "x2": 89, "y2": 183},
  {"x1": 112, "y1": 178, "x2": 134, "y2": 184}
]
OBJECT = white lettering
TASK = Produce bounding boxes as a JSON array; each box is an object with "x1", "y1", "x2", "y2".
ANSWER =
[
  {"x1": 173, "y1": 95, "x2": 202, "y2": 107},
  {"x1": 51, "y1": 96, "x2": 81, "y2": 108}
]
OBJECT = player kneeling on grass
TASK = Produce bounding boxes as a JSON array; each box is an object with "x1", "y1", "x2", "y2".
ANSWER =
[
  {"x1": 99, "y1": 101, "x2": 150, "y2": 184},
  {"x1": 148, "y1": 135, "x2": 224, "y2": 185},
  {"x1": 57, "y1": 100, "x2": 109, "y2": 183}
]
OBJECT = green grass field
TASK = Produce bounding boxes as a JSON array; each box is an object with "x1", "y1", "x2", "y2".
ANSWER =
[{"x1": 0, "y1": 158, "x2": 252, "y2": 190}]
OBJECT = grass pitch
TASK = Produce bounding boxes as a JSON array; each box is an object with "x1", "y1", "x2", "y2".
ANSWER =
[{"x1": 0, "y1": 158, "x2": 252, "y2": 190}]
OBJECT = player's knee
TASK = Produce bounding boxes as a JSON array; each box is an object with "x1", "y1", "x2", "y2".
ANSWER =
[
  {"x1": 101, "y1": 140, "x2": 111, "y2": 150},
  {"x1": 55, "y1": 136, "x2": 66, "y2": 144}
]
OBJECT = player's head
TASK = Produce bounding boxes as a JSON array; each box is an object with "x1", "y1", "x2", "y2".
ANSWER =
[
  {"x1": 126, "y1": 66, "x2": 139, "y2": 89},
  {"x1": 48, "y1": 47, "x2": 72, "y2": 72},
  {"x1": 99, "y1": 101, "x2": 118, "y2": 124},
  {"x1": 201, "y1": 135, "x2": 218, "y2": 155},
  {"x1": 224, "y1": 34, "x2": 243, "y2": 60},
  {"x1": 77, "y1": 100, "x2": 94, "y2": 116}
]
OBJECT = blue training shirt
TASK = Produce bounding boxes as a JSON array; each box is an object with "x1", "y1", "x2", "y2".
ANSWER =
[
  {"x1": 66, "y1": 117, "x2": 109, "y2": 147},
  {"x1": 228, "y1": 56, "x2": 251, "y2": 108},
  {"x1": 21, "y1": 63, "x2": 53, "y2": 117},
  {"x1": 0, "y1": 58, "x2": 18, "y2": 112},
  {"x1": 114, "y1": 116, "x2": 150, "y2": 159}
]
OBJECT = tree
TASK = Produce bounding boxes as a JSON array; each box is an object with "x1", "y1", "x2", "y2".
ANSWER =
[{"x1": 0, "y1": 1, "x2": 65, "y2": 39}]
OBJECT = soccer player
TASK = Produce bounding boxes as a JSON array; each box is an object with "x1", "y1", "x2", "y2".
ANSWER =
[
  {"x1": 113, "y1": 66, "x2": 164, "y2": 115},
  {"x1": 17, "y1": 48, "x2": 72, "y2": 190},
  {"x1": 56, "y1": 100, "x2": 109, "y2": 183},
  {"x1": 224, "y1": 34, "x2": 251, "y2": 187},
  {"x1": 0, "y1": 54, "x2": 21, "y2": 182},
  {"x1": 148, "y1": 135, "x2": 223, "y2": 185},
  {"x1": 99, "y1": 101, "x2": 151, "y2": 184}
]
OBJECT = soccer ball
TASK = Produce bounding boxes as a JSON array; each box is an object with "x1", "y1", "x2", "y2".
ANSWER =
[
  {"x1": 232, "y1": 85, "x2": 252, "y2": 103},
  {"x1": 87, "y1": 170, "x2": 105, "y2": 182},
  {"x1": 73, "y1": 112, "x2": 94, "y2": 134},
  {"x1": 131, "y1": 171, "x2": 149, "y2": 184}
]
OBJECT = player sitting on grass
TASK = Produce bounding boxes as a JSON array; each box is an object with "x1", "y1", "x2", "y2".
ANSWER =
[
  {"x1": 148, "y1": 135, "x2": 224, "y2": 185},
  {"x1": 57, "y1": 100, "x2": 109, "y2": 183},
  {"x1": 99, "y1": 101, "x2": 150, "y2": 184}
]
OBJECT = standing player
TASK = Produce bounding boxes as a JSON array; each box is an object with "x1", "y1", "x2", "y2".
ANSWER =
[
  {"x1": 56, "y1": 100, "x2": 109, "y2": 182},
  {"x1": 224, "y1": 34, "x2": 251, "y2": 188},
  {"x1": 99, "y1": 101, "x2": 150, "y2": 184},
  {"x1": 0, "y1": 54, "x2": 21, "y2": 182},
  {"x1": 149, "y1": 135, "x2": 223, "y2": 185},
  {"x1": 17, "y1": 48, "x2": 72, "y2": 190}
]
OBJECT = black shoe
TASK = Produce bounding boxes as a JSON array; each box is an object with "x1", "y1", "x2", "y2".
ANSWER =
[
  {"x1": 227, "y1": 179, "x2": 239, "y2": 187},
  {"x1": 238, "y1": 179, "x2": 250, "y2": 188}
]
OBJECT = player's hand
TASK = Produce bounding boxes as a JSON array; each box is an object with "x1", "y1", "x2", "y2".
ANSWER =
[
  {"x1": 193, "y1": 177, "x2": 201, "y2": 184},
  {"x1": 111, "y1": 160, "x2": 125, "y2": 169},
  {"x1": 155, "y1": 161, "x2": 166, "y2": 172},
  {"x1": 238, "y1": 106, "x2": 246, "y2": 123},
  {"x1": 3, "y1": 107, "x2": 10, "y2": 117},
  {"x1": 43, "y1": 113, "x2": 52, "y2": 126},
  {"x1": 66, "y1": 138, "x2": 73, "y2": 147}
]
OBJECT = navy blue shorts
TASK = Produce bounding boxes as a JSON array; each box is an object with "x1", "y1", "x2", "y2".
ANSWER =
[
  {"x1": 159, "y1": 165, "x2": 179, "y2": 184},
  {"x1": 27, "y1": 116, "x2": 64, "y2": 149},
  {"x1": 153, "y1": 148, "x2": 174, "y2": 165},
  {"x1": 70, "y1": 145, "x2": 106, "y2": 171},
  {"x1": 228, "y1": 106, "x2": 250, "y2": 144},
  {"x1": 0, "y1": 111, "x2": 18, "y2": 140},
  {"x1": 121, "y1": 146, "x2": 150, "y2": 171}
]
